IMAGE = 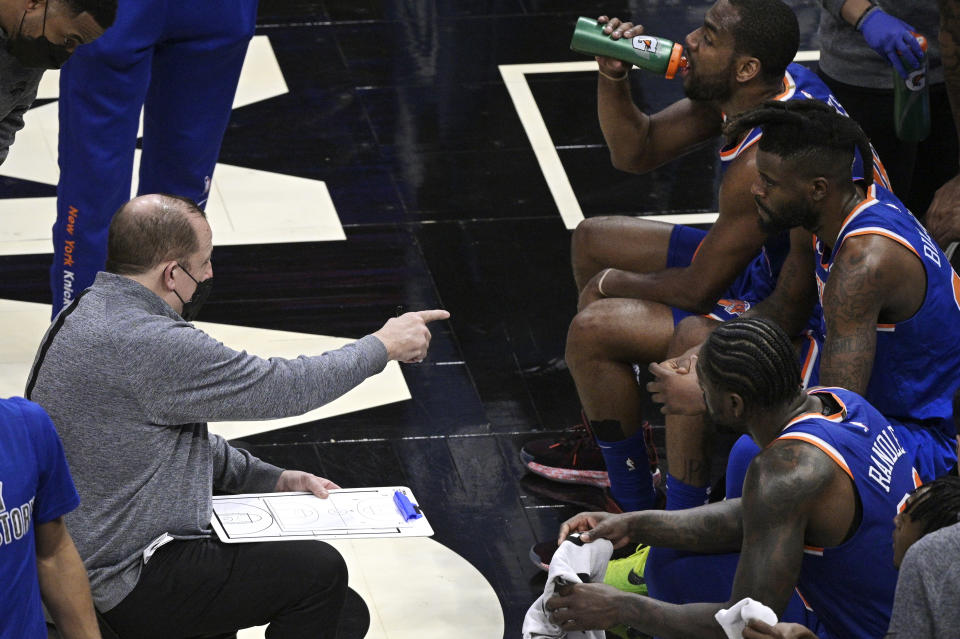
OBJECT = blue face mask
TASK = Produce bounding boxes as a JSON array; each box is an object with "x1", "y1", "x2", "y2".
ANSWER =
[
  {"x1": 173, "y1": 264, "x2": 213, "y2": 321},
  {"x1": 6, "y1": 3, "x2": 72, "y2": 69}
]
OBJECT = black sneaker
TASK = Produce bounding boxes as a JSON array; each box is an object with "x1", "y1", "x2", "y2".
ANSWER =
[
  {"x1": 521, "y1": 419, "x2": 662, "y2": 488},
  {"x1": 520, "y1": 473, "x2": 620, "y2": 511},
  {"x1": 521, "y1": 423, "x2": 610, "y2": 487}
]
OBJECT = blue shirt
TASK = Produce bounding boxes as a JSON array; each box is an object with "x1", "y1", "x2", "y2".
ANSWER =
[
  {"x1": 777, "y1": 388, "x2": 928, "y2": 638},
  {"x1": 717, "y1": 63, "x2": 893, "y2": 310},
  {"x1": 813, "y1": 184, "x2": 960, "y2": 442},
  {"x1": 0, "y1": 397, "x2": 80, "y2": 639}
]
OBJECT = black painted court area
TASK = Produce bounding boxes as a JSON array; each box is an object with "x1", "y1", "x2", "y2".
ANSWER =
[{"x1": 0, "y1": 0, "x2": 825, "y2": 635}]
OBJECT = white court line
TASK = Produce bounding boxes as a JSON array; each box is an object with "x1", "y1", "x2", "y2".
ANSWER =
[
  {"x1": 499, "y1": 50, "x2": 820, "y2": 230},
  {"x1": 0, "y1": 36, "x2": 345, "y2": 256},
  {"x1": 639, "y1": 211, "x2": 718, "y2": 225}
]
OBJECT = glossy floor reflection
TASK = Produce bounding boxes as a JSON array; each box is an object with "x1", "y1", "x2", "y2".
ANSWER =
[{"x1": 1, "y1": 0, "x2": 826, "y2": 637}]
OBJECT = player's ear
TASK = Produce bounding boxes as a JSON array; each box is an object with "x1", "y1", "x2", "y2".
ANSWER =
[
  {"x1": 810, "y1": 176, "x2": 829, "y2": 202},
  {"x1": 728, "y1": 392, "x2": 745, "y2": 420},
  {"x1": 735, "y1": 55, "x2": 761, "y2": 84}
]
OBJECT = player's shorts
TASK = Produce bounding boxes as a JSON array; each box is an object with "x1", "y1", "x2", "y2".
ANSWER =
[
  {"x1": 667, "y1": 224, "x2": 824, "y2": 380},
  {"x1": 666, "y1": 225, "x2": 778, "y2": 325}
]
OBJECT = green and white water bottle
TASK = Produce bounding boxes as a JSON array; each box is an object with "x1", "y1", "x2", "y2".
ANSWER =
[
  {"x1": 893, "y1": 32, "x2": 930, "y2": 142},
  {"x1": 570, "y1": 16, "x2": 687, "y2": 79}
]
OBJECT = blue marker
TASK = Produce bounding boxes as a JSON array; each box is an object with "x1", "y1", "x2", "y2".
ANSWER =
[{"x1": 393, "y1": 490, "x2": 422, "y2": 521}]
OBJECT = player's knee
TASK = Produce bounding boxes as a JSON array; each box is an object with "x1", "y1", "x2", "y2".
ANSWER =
[
  {"x1": 566, "y1": 306, "x2": 609, "y2": 363},
  {"x1": 669, "y1": 316, "x2": 718, "y2": 357},
  {"x1": 566, "y1": 302, "x2": 645, "y2": 367},
  {"x1": 571, "y1": 216, "x2": 621, "y2": 267}
]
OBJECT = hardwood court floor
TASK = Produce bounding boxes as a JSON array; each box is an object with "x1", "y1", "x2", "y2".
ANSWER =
[{"x1": 0, "y1": 1, "x2": 823, "y2": 636}]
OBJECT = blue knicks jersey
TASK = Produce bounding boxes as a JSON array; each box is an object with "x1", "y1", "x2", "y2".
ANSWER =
[
  {"x1": 813, "y1": 184, "x2": 960, "y2": 437},
  {"x1": 775, "y1": 388, "x2": 923, "y2": 639},
  {"x1": 719, "y1": 63, "x2": 891, "y2": 187},
  {"x1": 717, "y1": 63, "x2": 892, "y2": 299}
]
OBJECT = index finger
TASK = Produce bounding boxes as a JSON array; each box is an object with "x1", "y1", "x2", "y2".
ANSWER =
[
  {"x1": 558, "y1": 513, "x2": 596, "y2": 544},
  {"x1": 555, "y1": 583, "x2": 575, "y2": 597},
  {"x1": 742, "y1": 620, "x2": 778, "y2": 639},
  {"x1": 414, "y1": 309, "x2": 451, "y2": 323},
  {"x1": 308, "y1": 476, "x2": 340, "y2": 498},
  {"x1": 902, "y1": 32, "x2": 924, "y2": 66},
  {"x1": 648, "y1": 361, "x2": 674, "y2": 378}
]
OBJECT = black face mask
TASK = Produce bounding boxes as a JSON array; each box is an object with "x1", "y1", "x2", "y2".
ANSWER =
[
  {"x1": 173, "y1": 264, "x2": 213, "y2": 321},
  {"x1": 6, "y1": 4, "x2": 72, "y2": 69}
]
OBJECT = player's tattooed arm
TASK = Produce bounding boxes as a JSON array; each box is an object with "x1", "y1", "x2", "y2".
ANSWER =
[
  {"x1": 730, "y1": 441, "x2": 835, "y2": 616},
  {"x1": 746, "y1": 228, "x2": 818, "y2": 336},
  {"x1": 627, "y1": 498, "x2": 745, "y2": 552},
  {"x1": 559, "y1": 499, "x2": 743, "y2": 552},
  {"x1": 819, "y1": 238, "x2": 885, "y2": 394}
]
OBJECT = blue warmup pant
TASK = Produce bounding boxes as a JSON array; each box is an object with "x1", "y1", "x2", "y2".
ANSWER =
[{"x1": 52, "y1": 0, "x2": 258, "y2": 314}]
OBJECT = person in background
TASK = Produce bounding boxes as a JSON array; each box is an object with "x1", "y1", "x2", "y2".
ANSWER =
[
  {"x1": 51, "y1": 0, "x2": 258, "y2": 315},
  {"x1": 27, "y1": 193, "x2": 449, "y2": 638},
  {"x1": 546, "y1": 318, "x2": 940, "y2": 639},
  {"x1": 0, "y1": 396, "x2": 101, "y2": 639},
  {"x1": 0, "y1": 0, "x2": 114, "y2": 165},
  {"x1": 742, "y1": 475, "x2": 960, "y2": 639}
]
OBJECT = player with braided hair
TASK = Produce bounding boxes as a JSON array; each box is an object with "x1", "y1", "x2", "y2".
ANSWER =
[
  {"x1": 723, "y1": 100, "x2": 875, "y2": 190},
  {"x1": 544, "y1": 318, "x2": 944, "y2": 639},
  {"x1": 653, "y1": 100, "x2": 959, "y2": 493},
  {"x1": 524, "y1": 0, "x2": 891, "y2": 521},
  {"x1": 696, "y1": 316, "x2": 800, "y2": 409},
  {"x1": 894, "y1": 475, "x2": 960, "y2": 561},
  {"x1": 643, "y1": 101, "x2": 959, "y2": 619},
  {"x1": 886, "y1": 474, "x2": 960, "y2": 637},
  {"x1": 738, "y1": 100, "x2": 958, "y2": 475}
]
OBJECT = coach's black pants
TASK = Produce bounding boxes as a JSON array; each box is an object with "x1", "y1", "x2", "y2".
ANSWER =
[{"x1": 103, "y1": 538, "x2": 348, "y2": 639}]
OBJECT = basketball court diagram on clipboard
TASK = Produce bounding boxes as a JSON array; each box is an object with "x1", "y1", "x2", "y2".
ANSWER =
[{"x1": 211, "y1": 487, "x2": 433, "y2": 543}]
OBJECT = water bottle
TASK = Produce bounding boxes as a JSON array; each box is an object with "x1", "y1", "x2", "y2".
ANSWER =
[
  {"x1": 893, "y1": 33, "x2": 930, "y2": 142},
  {"x1": 570, "y1": 16, "x2": 687, "y2": 79}
]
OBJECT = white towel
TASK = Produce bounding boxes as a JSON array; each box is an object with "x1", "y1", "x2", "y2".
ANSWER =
[
  {"x1": 521, "y1": 534, "x2": 614, "y2": 639},
  {"x1": 714, "y1": 597, "x2": 779, "y2": 639}
]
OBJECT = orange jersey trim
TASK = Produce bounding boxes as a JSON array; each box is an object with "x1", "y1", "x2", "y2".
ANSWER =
[
  {"x1": 718, "y1": 131, "x2": 760, "y2": 160},
  {"x1": 872, "y1": 152, "x2": 891, "y2": 190},
  {"x1": 837, "y1": 184, "x2": 878, "y2": 238},
  {"x1": 795, "y1": 588, "x2": 815, "y2": 611},
  {"x1": 799, "y1": 333, "x2": 819, "y2": 388},
  {"x1": 952, "y1": 270, "x2": 960, "y2": 313},
  {"x1": 778, "y1": 433, "x2": 855, "y2": 480},
  {"x1": 691, "y1": 237, "x2": 706, "y2": 263},
  {"x1": 842, "y1": 228, "x2": 920, "y2": 259},
  {"x1": 719, "y1": 71, "x2": 796, "y2": 160}
]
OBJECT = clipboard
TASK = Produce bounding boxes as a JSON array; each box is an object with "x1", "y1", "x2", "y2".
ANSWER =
[{"x1": 210, "y1": 486, "x2": 433, "y2": 543}]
